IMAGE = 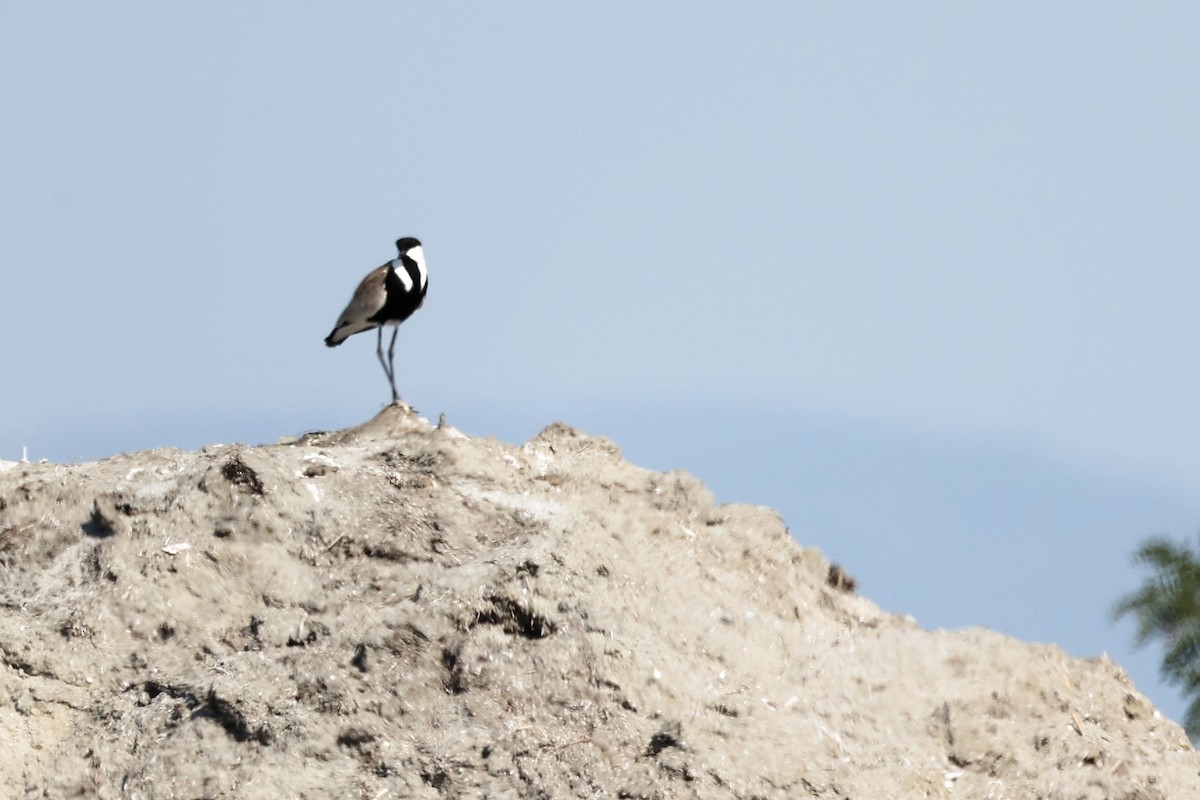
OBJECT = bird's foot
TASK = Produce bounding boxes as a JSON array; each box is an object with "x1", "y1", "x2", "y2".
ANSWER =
[{"x1": 389, "y1": 397, "x2": 417, "y2": 414}]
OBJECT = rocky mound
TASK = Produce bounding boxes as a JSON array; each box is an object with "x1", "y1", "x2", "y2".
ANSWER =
[{"x1": 0, "y1": 406, "x2": 1196, "y2": 798}]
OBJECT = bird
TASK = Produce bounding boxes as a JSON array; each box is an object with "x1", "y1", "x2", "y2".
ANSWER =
[{"x1": 325, "y1": 236, "x2": 428, "y2": 405}]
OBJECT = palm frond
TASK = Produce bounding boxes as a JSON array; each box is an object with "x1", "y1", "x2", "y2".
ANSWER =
[{"x1": 1115, "y1": 532, "x2": 1200, "y2": 741}]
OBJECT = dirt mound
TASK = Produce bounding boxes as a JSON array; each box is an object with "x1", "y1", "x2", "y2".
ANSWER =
[{"x1": 1, "y1": 406, "x2": 1196, "y2": 798}]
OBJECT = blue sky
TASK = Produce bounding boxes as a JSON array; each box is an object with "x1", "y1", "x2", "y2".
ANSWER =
[{"x1": 3, "y1": 4, "x2": 1199, "y2": 725}]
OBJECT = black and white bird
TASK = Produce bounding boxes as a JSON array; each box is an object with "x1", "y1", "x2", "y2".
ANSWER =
[{"x1": 325, "y1": 237, "x2": 428, "y2": 405}]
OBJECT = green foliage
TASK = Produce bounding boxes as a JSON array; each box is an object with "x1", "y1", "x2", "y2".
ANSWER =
[{"x1": 1114, "y1": 535, "x2": 1200, "y2": 738}]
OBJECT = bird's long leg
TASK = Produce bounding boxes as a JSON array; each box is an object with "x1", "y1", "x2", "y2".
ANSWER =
[
  {"x1": 376, "y1": 327, "x2": 395, "y2": 399},
  {"x1": 387, "y1": 326, "x2": 400, "y2": 404}
]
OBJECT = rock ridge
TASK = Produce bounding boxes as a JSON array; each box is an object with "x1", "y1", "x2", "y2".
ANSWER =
[{"x1": 0, "y1": 405, "x2": 1195, "y2": 798}]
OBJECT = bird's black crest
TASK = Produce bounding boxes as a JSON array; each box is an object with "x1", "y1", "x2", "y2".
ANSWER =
[{"x1": 396, "y1": 236, "x2": 421, "y2": 253}]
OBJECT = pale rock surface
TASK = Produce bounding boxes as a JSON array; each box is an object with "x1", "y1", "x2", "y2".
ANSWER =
[{"x1": 0, "y1": 406, "x2": 1195, "y2": 798}]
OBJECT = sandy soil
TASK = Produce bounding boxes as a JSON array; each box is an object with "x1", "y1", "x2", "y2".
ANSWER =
[{"x1": 0, "y1": 406, "x2": 1196, "y2": 799}]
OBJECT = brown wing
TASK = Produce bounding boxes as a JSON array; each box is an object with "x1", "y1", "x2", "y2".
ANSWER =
[{"x1": 324, "y1": 265, "x2": 388, "y2": 346}]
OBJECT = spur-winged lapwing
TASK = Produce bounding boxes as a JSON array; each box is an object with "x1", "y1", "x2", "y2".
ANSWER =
[{"x1": 325, "y1": 237, "x2": 428, "y2": 405}]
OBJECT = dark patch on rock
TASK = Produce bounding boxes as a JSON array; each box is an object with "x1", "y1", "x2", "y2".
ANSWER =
[
  {"x1": 221, "y1": 456, "x2": 264, "y2": 496},
  {"x1": 474, "y1": 595, "x2": 555, "y2": 639},
  {"x1": 193, "y1": 689, "x2": 273, "y2": 745},
  {"x1": 646, "y1": 720, "x2": 683, "y2": 756},
  {"x1": 827, "y1": 563, "x2": 857, "y2": 593},
  {"x1": 351, "y1": 642, "x2": 369, "y2": 672}
]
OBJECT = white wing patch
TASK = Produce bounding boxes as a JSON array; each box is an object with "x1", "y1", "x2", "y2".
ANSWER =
[
  {"x1": 407, "y1": 245, "x2": 428, "y2": 290},
  {"x1": 390, "y1": 259, "x2": 415, "y2": 292}
]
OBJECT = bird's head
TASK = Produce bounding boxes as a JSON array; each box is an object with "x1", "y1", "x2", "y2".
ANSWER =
[{"x1": 396, "y1": 237, "x2": 421, "y2": 254}]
